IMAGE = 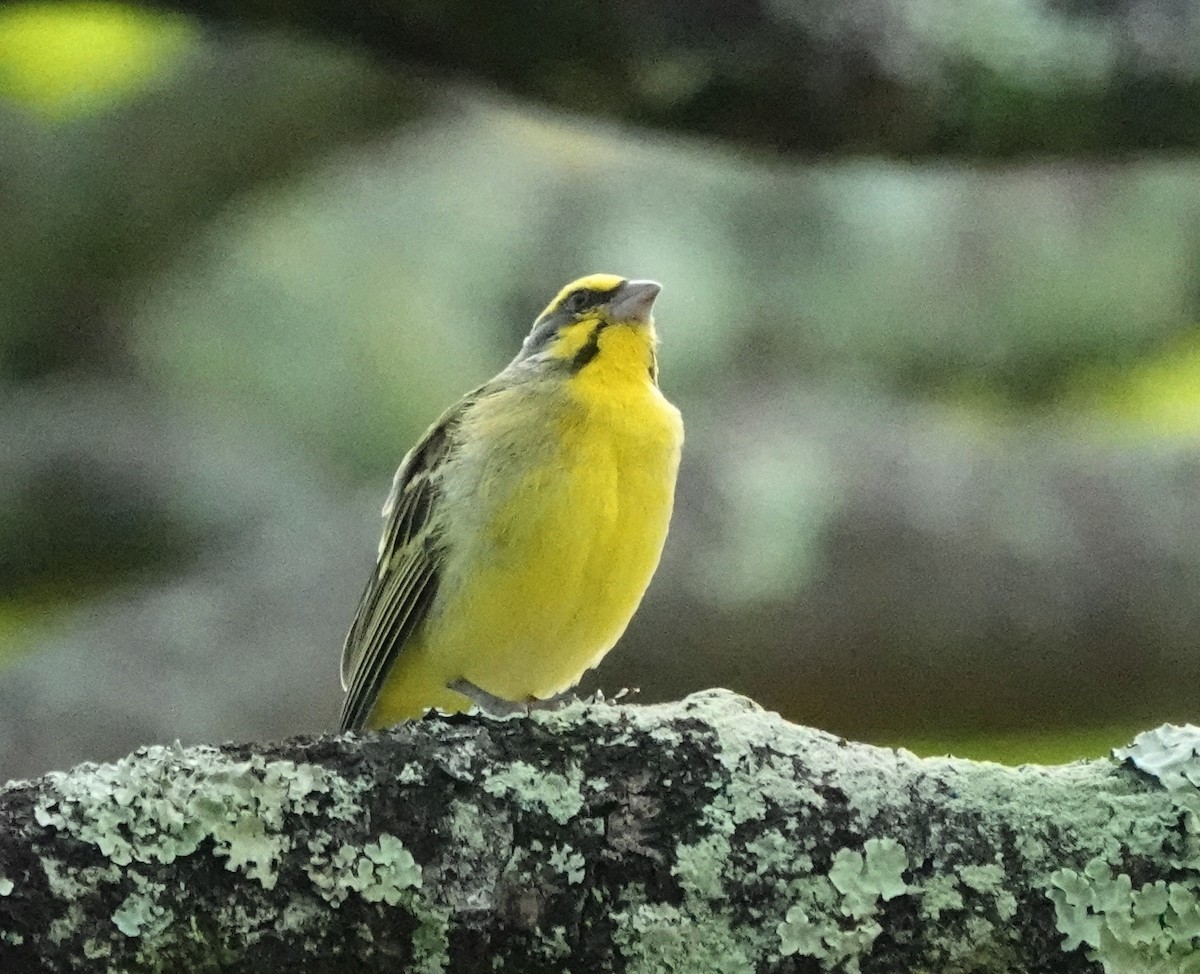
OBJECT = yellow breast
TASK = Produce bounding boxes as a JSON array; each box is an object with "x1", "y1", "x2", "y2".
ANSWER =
[{"x1": 451, "y1": 367, "x2": 681, "y2": 699}]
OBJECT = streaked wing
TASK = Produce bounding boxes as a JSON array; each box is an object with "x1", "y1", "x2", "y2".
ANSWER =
[{"x1": 338, "y1": 395, "x2": 474, "y2": 731}]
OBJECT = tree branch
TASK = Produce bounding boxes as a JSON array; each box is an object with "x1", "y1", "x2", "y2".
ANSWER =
[
  {"x1": 1, "y1": 690, "x2": 1195, "y2": 971},
  {"x1": 131, "y1": 0, "x2": 1200, "y2": 157}
]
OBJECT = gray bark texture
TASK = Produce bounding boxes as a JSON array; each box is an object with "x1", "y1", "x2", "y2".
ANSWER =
[{"x1": 0, "y1": 690, "x2": 1196, "y2": 973}]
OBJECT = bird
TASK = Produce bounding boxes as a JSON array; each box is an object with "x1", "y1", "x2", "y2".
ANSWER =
[{"x1": 338, "y1": 273, "x2": 684, "y2": 731}]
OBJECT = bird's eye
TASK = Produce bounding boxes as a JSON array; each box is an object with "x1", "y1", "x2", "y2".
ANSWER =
[{"x1": 564, "y1": 290, "x2": 591, "y2": 314}]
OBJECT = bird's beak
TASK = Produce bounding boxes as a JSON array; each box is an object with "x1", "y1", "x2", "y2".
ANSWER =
[{"x1": 608, "y1": 279, "x2": 661, "y2": 325}]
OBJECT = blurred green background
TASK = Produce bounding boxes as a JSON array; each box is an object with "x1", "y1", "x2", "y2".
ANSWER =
[{"x1": 3, "y1": 0, "x2": 1200, "y2": 779}]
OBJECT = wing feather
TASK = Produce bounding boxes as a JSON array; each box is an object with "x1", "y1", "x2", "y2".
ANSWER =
[
  {"x1": 338, "y1": 395, "x2": 476, "y2": 731},
  {"x1": 339, "y1": 560, "x2": 438, "y2": 731}
]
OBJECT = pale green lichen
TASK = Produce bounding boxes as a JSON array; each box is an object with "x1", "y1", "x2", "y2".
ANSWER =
[
  {"x1": 918, "y1": 874, "x2": 965, "y2": 921},
  {"x1": 547, "y1": 844, "x2": 586, "y2": 885},
  {"x1": 672, "y1": 834, "x2": 732, "y2": 902},
  {"x1": 48, "y1": 900, "x2": 88, "y2": 949},
  {"x1": 43, "y1": 856, "x2": 127, "y2": 954},
  {"x1": 361, "y1": 834, "x2": 422, "y2": 903},
  {"x1": 537, "y1": 697, "x2": 796, "y2": 971},
  {"x1": 275, "y1": 899, "x2": 320, "y2": 935},
  {"x1": 481, "y1": 760, "x2": 585, "y2": 824},
  {"x1": 0, "y1": 875, "x2": 12, "y2": 896},
  {"x1": 777, "y1": 838, "x2": 910, "y2": 972},
  {"x1": 831, "y1": 838, "x2": 910, "y2": 906},
  {"x1": 1030, "y1": 724, "x2": 1200, "y2": 971},
  {"x1": 959, "y1": 862, "x2": 1016, "y2": 921},
  {"x1": 409, "y1": 904, "x2": 452, "y2": 974},
  {"x1": 779, "y1": 902, "x2": 881, "y2": 974},
  {"x1": 1114, "y1": 727, "x2": 1200, "y2": 870},
  {"x1": 1017, "y1": 831, "x2": 1050, "y2": 863},
  {"x1": 24, "y1": 741, "x2": 455, "y2": 968},
  {"x1": 448, "y1": 799, "x2": 492, "y2": 855},
  {"x1": 535, "y1": 695, "x2": 685, "y2": 751},
  {"x1": 743, "y1": 831, "x2": 811, "y2": 879},
  {"x1": 1048, "y1": 857, "x2": 1200, "y2": 971},
  {"x1": 691, "y1": 692, "x2": 823, "y2": 826},
  {"x1": 538, "y1": 925, "x2": 572, "y2": 963},
  {"x1": 613, "y1": 893, "x2": 756, "y2": 974},
  {"x1": 111, "y1": 880, "x2": 171, "y2": 939},
  {"x1": 42, "y1": 856, "x2": 121, "y2": 904},
  {"x1": 397, "y1": 763, "x2": 425, "y2": 785},
  {"x1": 33, "y1": 745, "x2": 365, "y2": 888},
  {"x1": 305, "y1": 833, "x2": 421, "y2": 907},
  {"x1": 1114, "y1": 725, "x2": 1200, "y2": 793},
  {"x1": 82, "y1": 938, "x2": 112, "y2": 965},
  {"x1": 305, "y1": 832, "x2": 449, "y2": 974}
]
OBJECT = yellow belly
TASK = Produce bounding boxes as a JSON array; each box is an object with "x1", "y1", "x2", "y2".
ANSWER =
[{"x1": 367, "y1": 377, "x2": 682, "y2": 727}]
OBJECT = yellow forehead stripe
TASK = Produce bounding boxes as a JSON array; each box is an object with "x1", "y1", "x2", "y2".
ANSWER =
[{"x1": 538, "y1": 273, "x2": 627, "y2": 320}]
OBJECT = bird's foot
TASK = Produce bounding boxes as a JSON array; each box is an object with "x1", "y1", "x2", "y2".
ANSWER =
[
  {"x1": 447, "y1": 679, "x2": 524, "y2": 715},
  {"x1": 447, "y1": 679, "x2": 576, "y2": 717},
  {"x1": 524, "y1": 689, "x2": 576, "y2": 713}
]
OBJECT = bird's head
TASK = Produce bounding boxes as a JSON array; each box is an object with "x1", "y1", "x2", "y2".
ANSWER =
[{"x1": 515, "y1": 274, "x2": 662, "y2": 382}]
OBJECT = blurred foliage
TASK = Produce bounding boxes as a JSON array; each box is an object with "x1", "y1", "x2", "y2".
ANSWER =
[
  {"x1": 0, "y1": 3, "x2": 192, "y2": 117},
  {"x1": 0, "y1": 11, "x2": 427, "y2": 381},
  {"x1": 1064, "y1": 331, "x2": 1200, "y2": 437},
  {"x1": 885, "y1": 723, "x2": 1149, "y2": 765},
  {"x1": 3, "y1": 2, "x2": 1200, "y2": 776},
  {"x1": 0, "y1": 7, "x2": 427, "y2": 610},
  {"x1": 133, "y1": 127, "x2": 1200, "y2": 461}
]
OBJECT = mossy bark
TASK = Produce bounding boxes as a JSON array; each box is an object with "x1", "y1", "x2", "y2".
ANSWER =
[{"x1": 1, "y1": 690, "x2": 1193, "y2": 972}]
